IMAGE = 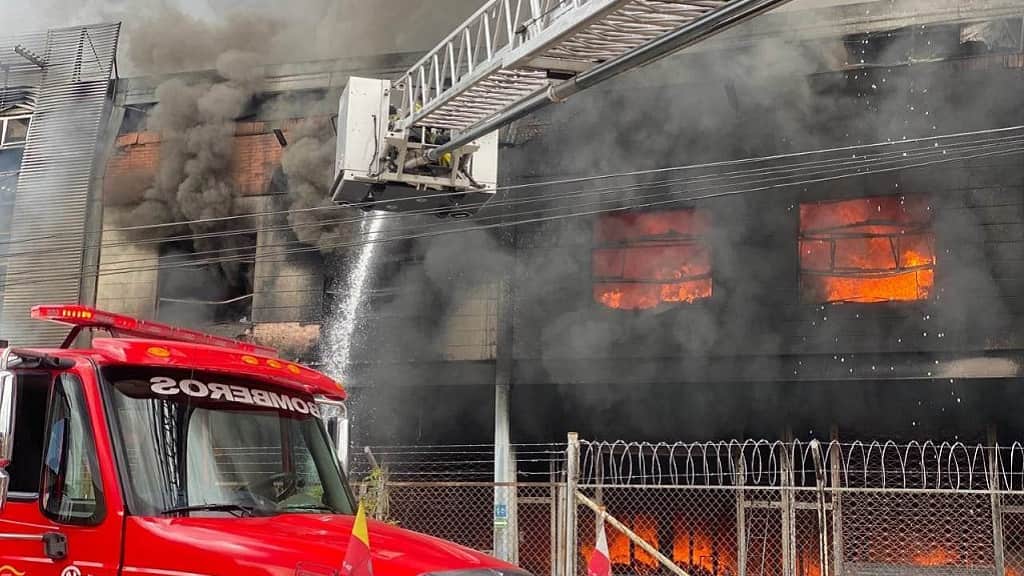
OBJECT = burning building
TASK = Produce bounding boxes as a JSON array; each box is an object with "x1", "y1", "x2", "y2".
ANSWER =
[
  {"x1": 2, "y1": 1, "x2": 1024, "y2": 456},
  {"x1": 5, "y1": 3, "x2": 1024, "y2": 576}
]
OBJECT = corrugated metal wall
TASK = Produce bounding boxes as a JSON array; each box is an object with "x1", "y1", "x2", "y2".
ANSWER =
[{"x1": 0, "y1": 23, "x2": 120, "y2": 345}]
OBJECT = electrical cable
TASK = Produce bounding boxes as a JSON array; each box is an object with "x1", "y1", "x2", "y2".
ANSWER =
[
  {"x1": 47, "y1": 136, "x2": 1024, "y2": 269},
  {"x1": 1, "y1": 129, "x2": 1018, "y2": 265},
  {"x1": 2, "y1": 123, "x2": 1023, "y2": 248},
  {"x1": 7, "y1": 140, "x2": 1020, "y2": 287},
  {"x1": 4, "y1": 139, "x2": 1020, "y2": 289},
  {"x1": 0, "y1": 132, "x2": 999, "y2": 272}
]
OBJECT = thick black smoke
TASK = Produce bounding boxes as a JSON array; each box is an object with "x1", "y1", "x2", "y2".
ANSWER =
[
  {"x1": 352, "y1": 12, "x2": 1024, "y2": 445},
  {"x1": 120, "y1": 51, "x2": 263, "y2": 289},
  {"x1": 279, "y1": 118, "x2": 360, "y2": 251}
]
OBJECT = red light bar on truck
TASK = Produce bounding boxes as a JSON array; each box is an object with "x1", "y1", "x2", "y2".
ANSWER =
[{"x1": 32, "y1": 304, "x2": 276, "y2": 356}]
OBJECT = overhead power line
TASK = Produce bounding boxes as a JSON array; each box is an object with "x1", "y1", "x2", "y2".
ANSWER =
[
  {"x1": 3, "y1": 138, "x2": 1021, "y2": 289},
  {"x1": 0, "y1": 127, "x2": 1019, "y2": 268},
  {"x1": 2, "y1": 123, "x2": 1023, "y2": 251},
  {"x1": 0, "y1": 135, "x2": 996, "y2": 270}
]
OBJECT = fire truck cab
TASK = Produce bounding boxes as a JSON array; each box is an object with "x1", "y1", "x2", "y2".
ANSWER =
[{"x1": 0, "y1": 305, "x2": 525, "y2": 576}]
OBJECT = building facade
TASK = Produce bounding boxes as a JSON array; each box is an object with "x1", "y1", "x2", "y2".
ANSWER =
[{"x1": 2, "y1": 0, "x2": 1024, "y2": 452}]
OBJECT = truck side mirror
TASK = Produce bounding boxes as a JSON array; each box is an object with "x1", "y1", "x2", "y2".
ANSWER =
[
  {"x1": 0, "y1": 370, "x2": 16, "y2": 512},
  {"x1": 315, "y1": 398, "x2": 349, "y2": 474}
]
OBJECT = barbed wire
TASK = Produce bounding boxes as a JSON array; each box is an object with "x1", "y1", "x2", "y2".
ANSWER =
[
  {"x1": 579, "y1": 439, "x2": 1024, "y2": 491},
  {"x1": 348, "y1": 443, "x2": 567, "y2": 482}
]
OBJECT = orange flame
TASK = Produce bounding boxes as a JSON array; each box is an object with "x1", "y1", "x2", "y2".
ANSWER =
[
  {"x1": 912, "y1": 548, "x2": 957, "y2": 566},
  {"x1": 800, "y1": 196, "x2": 935, "y2": 304},
  {"x1": 672, "y1": 529, "x2": 718, "y2": 573},
  {"x1": 594, "y1": 209, "x2": 712, "y2": 310}
]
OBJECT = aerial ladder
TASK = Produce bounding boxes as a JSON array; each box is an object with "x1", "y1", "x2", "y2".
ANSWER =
[{"x1": 330, "y1": 0, "x2": 789, "y2": 218}]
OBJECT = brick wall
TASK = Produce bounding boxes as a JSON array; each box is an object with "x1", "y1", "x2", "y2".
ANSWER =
[
  {"x1": 103, "y1": 121, "x2": 294, "y2": 202},
  {"x1": 252, "y1": 322, "x2": 321, "y2": 360}
]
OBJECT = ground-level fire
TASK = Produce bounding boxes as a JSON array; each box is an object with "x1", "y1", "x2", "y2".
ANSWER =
[{"x1": 3, "y1": 0, "x2": 1024, "y2": 575}]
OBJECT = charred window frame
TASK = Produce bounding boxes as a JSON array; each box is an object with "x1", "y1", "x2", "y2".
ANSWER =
[
  {"x1": 156, "y1": 239, "x2": 256, "y2": 328},
  {"x1": 592, "y1": 209, "x2": 713, "y2": 311},
  {"x1": 798, "y1": 195, "x2": 936, "y2": 305}
]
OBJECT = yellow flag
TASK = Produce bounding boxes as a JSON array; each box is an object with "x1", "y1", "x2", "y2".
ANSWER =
[
  {"x1": 342, "y1": 501, "x2": 373, "y2": 576},
  {"x1": 352, "y1": 501, "x2": 370, "y2": 546}
]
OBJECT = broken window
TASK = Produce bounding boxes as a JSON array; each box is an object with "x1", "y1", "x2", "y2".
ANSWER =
[
  {"x1": 592, "y1": 209, "x2": 712, "y2": 310},
  {"x1": 0, "y1": 115, "x2": 31, "y2": 148},
  {"x1": 157, "y1": 239, "x2": 255, "y2": 328},
  {"x1": 799, "y1": 195, "x2": 935, "y2": 304}
]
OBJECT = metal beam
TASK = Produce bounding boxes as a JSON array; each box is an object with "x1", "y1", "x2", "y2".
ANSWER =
[{"x1": 13, "y1": 45, "x2": 47, "y2": 69}]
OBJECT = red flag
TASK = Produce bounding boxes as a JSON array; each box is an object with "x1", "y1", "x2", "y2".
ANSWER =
[
  {"x1": 341, "y1": 502, "x2": 373, "y2": 576},
  {"x1": 588, "y1": 517, "x2": 611, "y2": 576}
]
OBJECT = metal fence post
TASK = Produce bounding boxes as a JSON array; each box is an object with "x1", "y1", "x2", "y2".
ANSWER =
[
  {"x1": 990, "y1": 428, "x2": 1006, "y2": 576},
  {"x1": 551, "y1": 460, "x2": 562, "y2": 576},
  {"x1": 829, "y1": 437, "x2": 845, "y2": 576},
  {"x1": 810, "y1": 440, "x2": 830, "y2": 576},
  {"x1": 566, "y1": 432, "x2": 580, "y2": 576},
  {"x1": 780, "y1": 442, "x2": 796, "y2": 576},
  {"x1": 736, "y1": 449, "x2": 748, "y2": 576}
]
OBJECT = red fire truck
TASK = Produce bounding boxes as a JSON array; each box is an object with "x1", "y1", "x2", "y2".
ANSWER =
[{"x1": 0, "y1": 305, "x2": 526, "y2": 576}]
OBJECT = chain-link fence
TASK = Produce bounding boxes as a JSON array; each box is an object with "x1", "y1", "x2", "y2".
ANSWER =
[
  {"x1": 349, "y1": 444, "x2": 566, "y2": 576},
  {"x1": 574, "y1": 440, "x2": 1024, "y2": 576},
  {"x1": 347, "y1": 439, "x2": 1024, "y2": 576}
]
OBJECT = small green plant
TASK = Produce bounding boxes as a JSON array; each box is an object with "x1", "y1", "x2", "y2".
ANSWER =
[{"x1": 361, "y1": 465, "x2": 398, "y2": 525}]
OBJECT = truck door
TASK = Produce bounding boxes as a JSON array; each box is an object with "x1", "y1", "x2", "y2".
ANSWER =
[{"x1": 0, "y1": 370, "x2": 123, "y2": 576}]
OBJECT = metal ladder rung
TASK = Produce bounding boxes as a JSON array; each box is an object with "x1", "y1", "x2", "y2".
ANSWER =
[{"x1": 397, "y1": 0, "x2": 738, "y2": 132}]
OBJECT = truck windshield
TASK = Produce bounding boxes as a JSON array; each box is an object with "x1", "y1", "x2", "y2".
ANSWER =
[{"x1": 102, "y1": 366, "x2": 354, "y2": 518}]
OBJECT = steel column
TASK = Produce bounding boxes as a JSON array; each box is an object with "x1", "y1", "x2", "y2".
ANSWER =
[
  {"x1": 736, "y1": 452, "x2": 748, "y2": 576},
  {"x1": 811, "y1": 440, "x2": 830, "y2": 576},
  {"x1": 780, "y1": 442, "x2": 796, "y2": 576},
  {"x1": 829, "y1": 430, "x2": 845, "y2": 576},
  {"x1": 551, "y1": 460, "x2": 561, "y2": 576}
]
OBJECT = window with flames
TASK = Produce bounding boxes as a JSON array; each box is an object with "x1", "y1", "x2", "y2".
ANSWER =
[
  {"x1": 592, "y1": 209, "x2": 712, "y2": 310},
  {"x1": 799, "y1": 195, "x2": 935, "y2": 304}
]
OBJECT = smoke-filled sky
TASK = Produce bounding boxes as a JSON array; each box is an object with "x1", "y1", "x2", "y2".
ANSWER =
[
  {"x1": 9, "y1": 0, "x2": 488, "y2": 75},
  {"x1": 8, "y1": 0, "x2": 886, "y2": 76}
]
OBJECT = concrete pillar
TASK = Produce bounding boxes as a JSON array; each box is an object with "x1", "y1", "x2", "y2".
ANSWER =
[
  {"x1": 81, "y1": 88, "x2": 125, "y2": 312},
  {"x1": 251, "y1": 197, "x2": 325, "y2": 326},
  {"x1": 493, "y1": 383, "x2": 518, "y2": 563},
  {"x1": 493, "y1": 274, "x2": 518, "y2": 562}
]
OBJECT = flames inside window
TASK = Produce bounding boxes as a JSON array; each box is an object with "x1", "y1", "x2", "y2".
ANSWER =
[
  {"x1": 799, "y1": 195, "x2": 935, "y2": 304},
  {"x1": 593, "y1": 209, "x2": 712, "y2": 310}
]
